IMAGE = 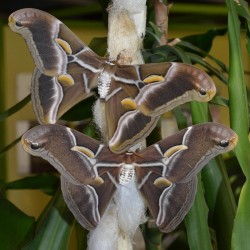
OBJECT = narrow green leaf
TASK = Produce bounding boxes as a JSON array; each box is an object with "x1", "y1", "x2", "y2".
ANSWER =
[
  {"x1": 185, "y1": 52, "x2": 228, "y2": 84},
  {"x1": 190, "y1": 100, "x2": 236, "y2": 250},
  {"x1": 0, "y1": 192, "x2": 35, "y2": 250},
  {"x1": 233, "y1": 1, "x2": 250, "y2": 56},
  {"x1": 184, "y1": 175, "x2": 213, "y2": 250},
  {"x1": 22, "y1": 188, "x2": 74, "y2": 250},
  {"x1": 0, "y1": 135, "x2": 22, "y2": 157},
  {"x1": 226, "y1": 0, "x2": 250, "y2": 249},
  {"x1": 173, "y1": 107, "x2": 188, "y2": 130},
  {"x1": 234, "y1": 0, "x2": 250, "y2": 20},
  {"x1": 75, "y1": 222, "x2": 88, "y2": 250},
  {"x1": 142, "y1": 224, "x2": 162, "y2": 250},
  {"x1": 0, "y1": 94, "x2": 31, "y2": 122},
  {"x1": 173, "y1": 46, "x2": 192, "y2": 64},
  {"x1": 178, "y1": 40, "x2": 229, "y2": 73},
  {"x1": 210, "y1": 95, "x2": 229, "y2": 107},
  {"x1": 202, "y1": 157, "x2": 236, "y2": 250},
  {"x1": 6, "y1": 174, "x2": 60, "y2": 195}
]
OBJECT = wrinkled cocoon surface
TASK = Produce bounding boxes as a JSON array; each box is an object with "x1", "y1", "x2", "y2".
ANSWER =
[
  {"x1": 87, "y1": 180, "x2": 147, "y2": 250},
  {"x1": 107, "y1": 0, "x2": 146, "y2": 64}
]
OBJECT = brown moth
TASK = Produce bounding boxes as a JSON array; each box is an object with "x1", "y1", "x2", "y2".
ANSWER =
[
  {"x1": 22, "y1": 123, "x2": 237, "y2": 232},
  {"x1": 9, "y1": 8, "x2": 216, "y2": 153}
]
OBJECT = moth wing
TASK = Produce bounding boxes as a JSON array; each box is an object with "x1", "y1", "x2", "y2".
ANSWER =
[
  {"x1": 31, "y1": 68, "x2": 96, "y2": 124},
  {"x1": 9, "y1": 9, "x2": 104, "y2": 124},
  {"x1": 137, "y1": 171, "x2": 197, "y2": 232},
  {"x1": 9, "y1": 8, "x2": 104, "y2": 76},
  {"x1": 61, "y1": 172, "x2": 118, "y2": 230},
  {"x1": 156, "y1": 177, "x2": 197, "y2": 232},
  {"x1": 118, "y1": 62, "x2": 216, "y2": 117},
  {"x1": 109, "y1": 62, "x2": 216, "y2": 152},
  {"x1": 61, "y1": 176, "x2": 100, "y2": 230},
  {"x1": 108, "y1": 110, "x2": 159, "y2": 153},
  {"x1": 154, "y1": 123, "x2": 238, "y2": 183},
  {"x1": 21, "y1": 124, "x2": 122, "y2": 186},
  {"x1": 136, "y1": 123, "x2": 237, "y2": 232}
]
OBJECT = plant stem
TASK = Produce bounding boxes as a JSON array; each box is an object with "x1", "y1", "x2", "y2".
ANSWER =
[{"x1": 153, "y1": 0, "x2": 171, "y2": 45}]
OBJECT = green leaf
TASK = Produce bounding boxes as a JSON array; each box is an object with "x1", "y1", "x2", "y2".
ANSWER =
[
  {"x1": 178, "y1": 40, "x2": 229, "y2": 73},
  {"x1": 142, "y1": 44, "x2": 187, "y2": 63},
  {"x1": 75, "y1": 222, "x2": 88, "y2": 250},
  {"x1": 233, "y1": 0, "x2": 250, "y2": 55},
  {"x1": 234, "y1": 0, "x2": 250, "y2": 20},
  {"x1": 0, "y1": 94, "x2": 30, "y2": 122},
  {"x1": 226, "y1": 0, "x2": 250, "y2": 249},
  {"x1": 181, "y1": 28, "x2": 227, "y2": 53},
  {"x1": 185, "y1": 52, "x2": 228, "y2": 84},
  {"x1": 173, "y1": 107, "x2": 188, "y2": 130},
  {"x1": 185, "y1": 175, "x2": 213, "y2": 250},
  {"x1": 6, "y1": 174, "x2": 60, "y2": 195},
  {"x1": 22, "y1": 188, "x2": 74, "y2": 250},
  {"x1": 209, "y1": 95, "x2": 229, "y2": 107},
  {"x1": 142, "y1": 223, "x2": 162, "y2": 250},
  {"x1": 189, "y1": 100, "x2": 236, "y2": 250},
  {"x1": 144, "y1": 22, "x2": 163, "y2": 48},
  {"x1": 202, "y1": 157, "x2": 236, "y2": 250},
  {"x1": 0, "y1": 192, "x2": 35, "y2": 250}
]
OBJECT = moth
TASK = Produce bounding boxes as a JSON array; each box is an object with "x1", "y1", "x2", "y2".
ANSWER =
[
  {"x1": 9, "y1": 8, "x2": 216, "y2": 153},
  {"x1": 22, "y1": 123, "x2": 237, "y2": 232}
]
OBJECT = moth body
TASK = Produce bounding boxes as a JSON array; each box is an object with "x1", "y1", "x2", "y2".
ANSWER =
[
  {"x1": 119, "y1": 164, "x2": 135, "y2": 185},
  {"x1": 97, "y1": 61, "x2": 118, "y2": 99}
]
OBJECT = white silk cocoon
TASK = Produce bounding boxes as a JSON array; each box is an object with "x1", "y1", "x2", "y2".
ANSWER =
[
  {"x1": 87, "y1": 179, "x2": 147, "y2": 250},
  {"x1": 107, "y1": 0, "x2": 146, "y2": 64},
  {"x1": 111, "y1": 0, "x2": 146, "y2": 13},
  {"x1": 89, "y1": 0, "x2": 148, "y2": 249}
]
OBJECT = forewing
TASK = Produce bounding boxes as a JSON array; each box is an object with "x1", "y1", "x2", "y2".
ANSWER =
[
  {"x1": 21, "y1": 124, "x2": 122, "y2": 186},
  {"x1": 9, "y1": 8, "x2": 103, "y2": 76},
  {"x1": 119, "y1": 62, "x2": 216, "y2": 117},
  {"x1": 155, "y1": 123, "x2": 238, "y2": 183}
]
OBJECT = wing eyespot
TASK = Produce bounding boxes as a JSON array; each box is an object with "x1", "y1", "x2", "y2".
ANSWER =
[
  {"x1": 219, "y1": 140, "x2": 229, "y2": 148},
  {"x1": 30, "y1": 142, "x2": 40, "y2": 150},
  {"x1": 15, "y1": 21, "x2": 23, "y2": 28},
  {"x1": 199, "y1": 88, "x2": 207, "y2": 96}
]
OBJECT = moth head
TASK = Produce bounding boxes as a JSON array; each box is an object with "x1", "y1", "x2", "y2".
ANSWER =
[
  {"x1": 205, "y1": 123, "x2": 238, "y2": 153},
  {"x1": 194, "y1": 79, "x2": 216, "y2": 102},
  {"x1": 8, "y1": 8, "x2": 54, "y2": 33},
  {"x1": 186, "y1": 65, "x2": 216, "y2": 102},
  {"x1": 21, "y1": 125, "x2": 50, "y2": 155},
  {"x1": 8, "y1": 9, "x2": 31, "y2": 32}
]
